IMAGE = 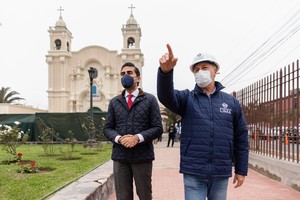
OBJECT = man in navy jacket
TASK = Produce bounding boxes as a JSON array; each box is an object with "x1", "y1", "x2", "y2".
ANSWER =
[
  {"x1": 157, "y1": 44, "x2": 249, "y2": 200},
  {"x1": 104, "y1": 62, "x2": 163, "y2": 200}
]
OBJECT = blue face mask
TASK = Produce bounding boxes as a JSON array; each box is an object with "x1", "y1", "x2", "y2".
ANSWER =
[{"x1": 121, "y1": 74, "x2": 135, "y2": 88}]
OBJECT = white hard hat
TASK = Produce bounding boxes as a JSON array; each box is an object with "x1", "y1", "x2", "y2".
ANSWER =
[{"x1": 189, "y1": 53, "x2": 220, "y2": 72}]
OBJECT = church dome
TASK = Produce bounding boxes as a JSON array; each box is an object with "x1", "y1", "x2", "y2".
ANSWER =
[
  {"x1": 55, "y1": 16, "x2": 66, "y2": 27},
  {"x1": 126, "y1": 14, "x2": 137, "y2": 25}
]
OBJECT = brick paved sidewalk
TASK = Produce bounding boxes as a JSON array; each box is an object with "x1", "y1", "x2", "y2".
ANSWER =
[{"x1": 108, "y1": 135, "x2": 300, "y2": 200}]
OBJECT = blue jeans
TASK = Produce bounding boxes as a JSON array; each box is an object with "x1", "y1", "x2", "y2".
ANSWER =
[{"x1": 184, "y1": 174, "x2": 229, "y2": 200}]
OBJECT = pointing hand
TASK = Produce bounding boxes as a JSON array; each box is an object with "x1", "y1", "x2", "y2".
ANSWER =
[{"x1": 159, "y1": 44, "x2": 178, "y2": 73}]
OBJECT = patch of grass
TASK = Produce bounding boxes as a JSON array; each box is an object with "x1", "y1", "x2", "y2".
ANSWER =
[{"x1": 0, "y1": 143, "x2": 112, "y2": 200}]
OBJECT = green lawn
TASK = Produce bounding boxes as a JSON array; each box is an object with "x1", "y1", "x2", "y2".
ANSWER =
[{"x1": 0, "y1": 143, "x2": 112, "y2": 200}]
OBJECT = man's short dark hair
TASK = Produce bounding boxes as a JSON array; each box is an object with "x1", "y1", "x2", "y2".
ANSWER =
[{"x1": 121, "y1": 62, "x2": 140, "y2": 77}]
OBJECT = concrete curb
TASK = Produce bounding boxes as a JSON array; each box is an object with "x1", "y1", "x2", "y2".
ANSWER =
[
  {"x1": 47, "y1": 145, "x2": 300, "y2": 199},
  {"x1": 249, "y1": 152, "x2": 300, "y2": 191},
  {"x1": 48, "y1": 160, "x2": 114, "y2": 200}
]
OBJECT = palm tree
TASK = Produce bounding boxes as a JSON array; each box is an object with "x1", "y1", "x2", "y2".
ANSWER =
[{"x1": 0, "y1": 87, "x2": 25, "y2": 103}]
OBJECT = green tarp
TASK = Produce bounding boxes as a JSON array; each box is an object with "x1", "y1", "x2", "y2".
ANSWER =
[
  {"x1": 0, "y1": 112, "x2": 107, "y2": 141},
  {"x1": 0, "y1": 114, "x2": 35, "y2": 140}
]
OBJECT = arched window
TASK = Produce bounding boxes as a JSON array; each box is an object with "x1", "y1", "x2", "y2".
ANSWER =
[
  {"x1": 92, "y1": 85, "x2": 98, "y2": 97},
  {"x1": 87, "y1": 107, "x2": 102, "y2": 112},
  {"x1": 127, "y1": 37, "x2": 135, "y2": 48},
  {"x1": 67, "y1": 42, "x2": 70, "y2": 52},
  {"x1": 55, "y1": 39, "x2": 61, "y2": 50}
]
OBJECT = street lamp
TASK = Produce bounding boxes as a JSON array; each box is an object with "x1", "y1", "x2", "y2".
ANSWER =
[{"x1": 88, "y1": 67, "x2": 98, "y2": 141}]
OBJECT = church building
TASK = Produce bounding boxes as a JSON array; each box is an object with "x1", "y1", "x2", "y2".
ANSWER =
[{"x1": 45, "y1": 8, "x2": 144, "y2": 112}]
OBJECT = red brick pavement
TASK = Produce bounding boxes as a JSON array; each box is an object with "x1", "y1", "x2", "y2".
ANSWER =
[{"x1": 108, "y1": 135, "x2": 300, "y2": 200}]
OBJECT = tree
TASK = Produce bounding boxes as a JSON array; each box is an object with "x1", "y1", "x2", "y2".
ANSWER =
[
  {"x1": 161, "y1": 107, "x2": 181, "y2": 127},
  {"x1": 0, "y1": 87, "x2": 24, "y2": 103}
]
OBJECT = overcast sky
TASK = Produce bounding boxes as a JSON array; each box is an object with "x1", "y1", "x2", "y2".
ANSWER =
[{"x1": 1, "y1": 0, "x2": 300, "y2": 110}]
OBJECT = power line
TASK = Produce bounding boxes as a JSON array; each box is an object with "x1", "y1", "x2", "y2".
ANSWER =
[
  {"x1": 224, "y1": 8, "x2": 300, "y2": 81},
  {"x1": 221, "y1": 7, "x2": 300, "y2": 88},
  {"x1": 219, "y1": 1, "x2": 280, "y2": 65},
  {"x1": 224, "y1": 22, "x2": 300, "y2": 88}
]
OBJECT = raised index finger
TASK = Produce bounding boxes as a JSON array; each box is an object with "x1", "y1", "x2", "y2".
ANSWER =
[{"x1": 166, "y1": 44, "x2": 174, "y2": 58}]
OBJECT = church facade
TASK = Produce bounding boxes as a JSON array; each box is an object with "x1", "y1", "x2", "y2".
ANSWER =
[{"x1": 45, "y1": 11, "x2": 144, "y2": 112}]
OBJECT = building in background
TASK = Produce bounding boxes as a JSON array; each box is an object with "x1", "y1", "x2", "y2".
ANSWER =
[
  {"x1": 46, "y1": 10, "x2": 144, "y2": 112},
  {"x1": 0, "y1": 104, "x2": 47, "y2": 114}
]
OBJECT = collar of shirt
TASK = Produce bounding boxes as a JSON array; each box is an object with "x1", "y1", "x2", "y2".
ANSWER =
[
  {"x1": 125, "y1": 89, "x2": 139, "y2": 102},
  {"x1": 203, "y1": 86, "x2": 216, "y2": 96},
  {"x1": 211, "y1": 86, "x2": 216, "y2": 94}
]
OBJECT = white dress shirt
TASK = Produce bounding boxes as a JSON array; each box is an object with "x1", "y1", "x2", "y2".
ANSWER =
[{"x1": 114, "y1": 89, "x2": 144, "y2": 143}]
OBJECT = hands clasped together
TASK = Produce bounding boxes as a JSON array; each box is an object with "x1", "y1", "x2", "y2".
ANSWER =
[{"x1": 119, "y1": 134, "x2": 139, "y2": 148}]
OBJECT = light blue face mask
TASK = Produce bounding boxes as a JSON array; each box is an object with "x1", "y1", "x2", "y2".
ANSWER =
[{"x1": 194, "y1": 70, "x2": 212, "y2": 88}]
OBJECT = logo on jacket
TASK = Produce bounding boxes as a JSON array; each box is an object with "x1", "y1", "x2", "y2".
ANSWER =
[{"x1": 220, "y1": 103, "x2": 231, "y2": 114}]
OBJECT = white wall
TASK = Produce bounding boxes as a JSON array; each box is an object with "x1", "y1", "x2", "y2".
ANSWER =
[{"x1": 0, "y1": 103, "x2": 47, "y2": 114}]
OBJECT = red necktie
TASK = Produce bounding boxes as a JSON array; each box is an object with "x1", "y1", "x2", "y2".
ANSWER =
[{"x1": 127, "y1": 94, "x2": 133, "y2": 109}]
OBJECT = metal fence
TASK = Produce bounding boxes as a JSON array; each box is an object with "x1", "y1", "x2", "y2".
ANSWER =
[{"x1": 235, "y1": 60, "x2": 300, "y2": 163}]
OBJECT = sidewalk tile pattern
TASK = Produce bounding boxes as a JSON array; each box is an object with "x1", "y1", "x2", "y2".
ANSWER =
[{"x1": 108, "y1": 135, "x2": 300, "y2": 200}]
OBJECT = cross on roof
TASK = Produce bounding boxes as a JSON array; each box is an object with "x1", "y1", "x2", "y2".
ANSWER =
[
  {"x1": 57, "y1": 6, "x2": 64, "y2": 17},
  {"x1": 128, "y1": 4, "x2": 135, "y2": 15}
]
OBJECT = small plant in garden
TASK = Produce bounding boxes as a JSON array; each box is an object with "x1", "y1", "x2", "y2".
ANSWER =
[
  {"x1": 81, "y1": 116, "x2": 107, "y2": 152},
  {"x1": 81, "y1": 116, "x2": 98, "y2": 154},
  {"x1": 17, "y1": 152, "x2": 23, "y2": 162},
  {"x1": 15, "y1": 152, "x2": 38, "y2": 173},
  {"x1": 66, "y1": 130, "x2": 77, "y2": 152},
  {"x1": 0, "y1": 121, "x2": 28, "y2": 162},
  {"x1": 17, "y1": 161, "x2": 38, "y2": 173},
  {"x1": 58, "y1": 146, "x2": 81, "y2": 161},
  {"x1": 96, "y1": 117, "x2": 106, "y2": 150},
  {"x1": 58, "y1": 131, "x2": 80, "y2": 160},
  {"x1": 39, "y1": 127, "x2": 58, "y2": 156},
  {"x1": 36, "y1": 117, "x2": 58, "y2": 156}
]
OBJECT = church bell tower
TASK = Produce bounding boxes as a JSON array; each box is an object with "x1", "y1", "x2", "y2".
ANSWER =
[
  {"x1": 46, "y1": 7, "x2": 73, "y2": 112},
  {"x1": 121, "y1": 5, "x2": 144, "y2": 87}
]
